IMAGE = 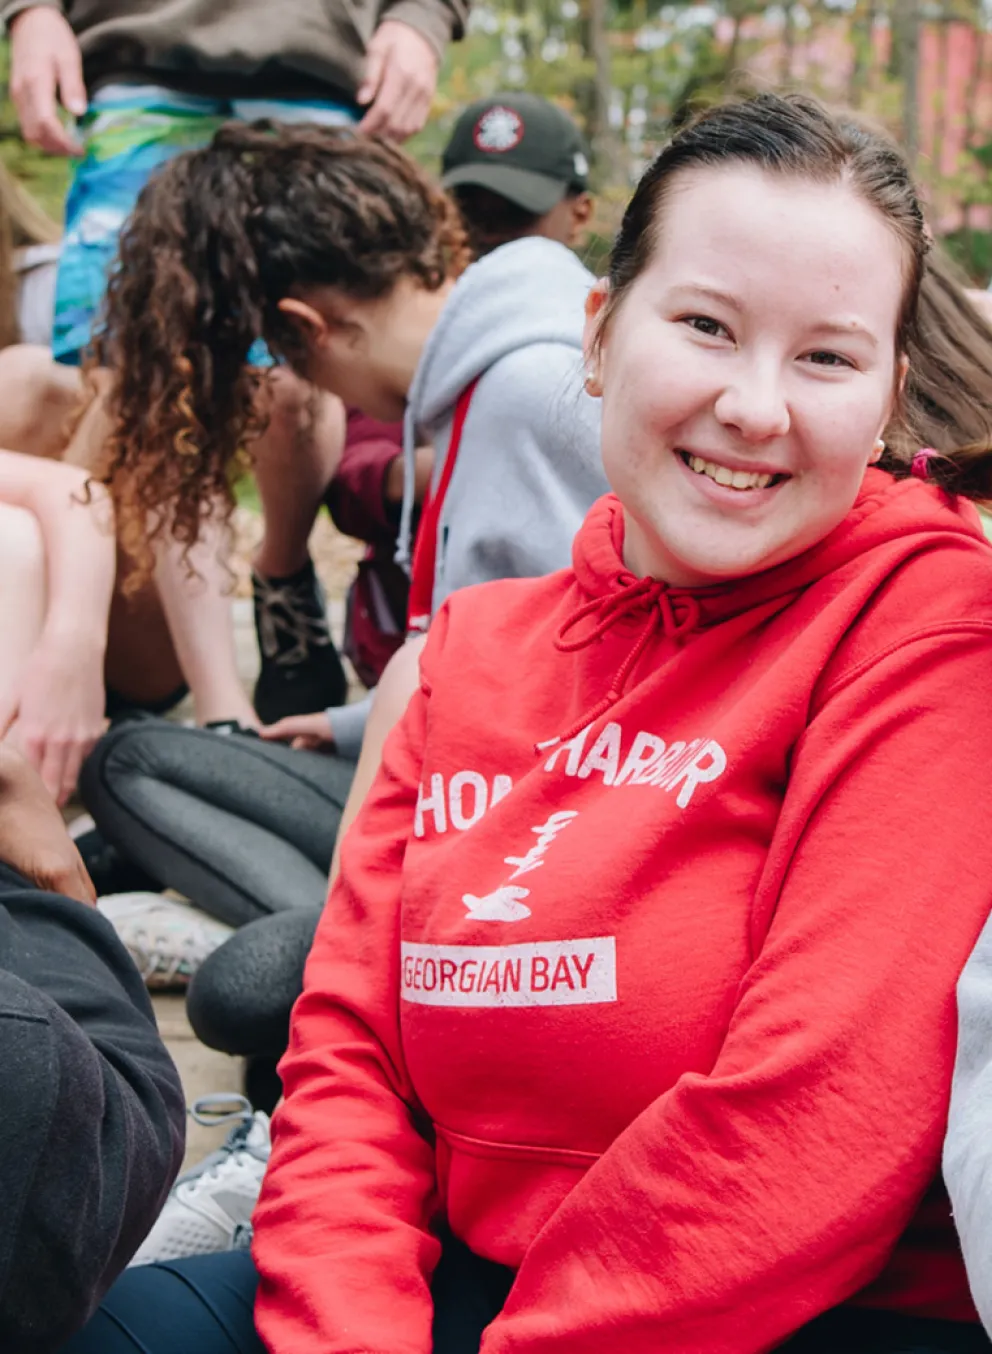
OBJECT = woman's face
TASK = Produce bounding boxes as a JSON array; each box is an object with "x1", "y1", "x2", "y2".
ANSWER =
[
  {"x1": 586, "y1": 165, "x2": 908, "y2": 587},
  {"x1": 286, "y1": 278, "x2": 450, "y2": 423}
]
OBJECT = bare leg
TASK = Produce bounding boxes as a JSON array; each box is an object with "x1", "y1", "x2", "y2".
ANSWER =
[
  {"x1": 328, "y1": 635, "x2": 426, "y2": 886},
  {"x1": 252, "y1": 370, "x2": 346, "y2": 579},
  {"x1": 0, "y1": 346, "x2": 82, "y2": 459},
  {"x1": 59, "y1": 375, "x2": 192, "y2": 710},
  {"x1": 0, "y1": 503, "x2": 46, "y2": 734}
]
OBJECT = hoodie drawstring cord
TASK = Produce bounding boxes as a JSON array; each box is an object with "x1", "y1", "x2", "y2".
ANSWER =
[{"x1": 536, "y1": 578, "x2": 701, "y2": 751}]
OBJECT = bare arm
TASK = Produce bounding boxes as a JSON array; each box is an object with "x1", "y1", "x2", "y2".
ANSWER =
[
  {"x1": 328, "y1": 635, "x2": 425, "y2": 884},
  {"x1": 0, "y1": 450, "x2": 115, "y2": 804},
  {"x1": 154, "y1": 513, "x2": 260, "y2": 729}
]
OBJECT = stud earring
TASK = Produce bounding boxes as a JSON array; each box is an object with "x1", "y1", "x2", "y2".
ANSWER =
[
  {"x1": 871, "y1": 437, "x2": 885, "y2": 464},
  {"x1": 584, "y1": 371, "x2": 602, "y2": 398}
]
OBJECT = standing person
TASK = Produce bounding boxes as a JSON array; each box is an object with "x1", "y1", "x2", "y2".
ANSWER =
[
  {"x1": 1, "y1": 0, "x2": 465, "y2": 727},
  {"x1": 65, "y1": 92, "x2": 992, "y2": 1353}
]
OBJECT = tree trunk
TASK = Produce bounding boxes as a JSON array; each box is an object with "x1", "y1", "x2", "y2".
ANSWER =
[
  {"x1": 894, "y1": 0, "x2": 921, "y2": 162},
  {"x1": 581, "y1": 0, "x2": 618, "y2": 186}
]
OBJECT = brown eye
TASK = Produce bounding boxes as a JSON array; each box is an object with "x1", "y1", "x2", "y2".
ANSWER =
[{"x1": 683, "y1": 315, "x2": 729, "y2": 339}]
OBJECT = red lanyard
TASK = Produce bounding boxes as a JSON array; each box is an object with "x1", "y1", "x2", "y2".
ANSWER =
[{"x1": 406, "y1": 379, "x2": 479, "y2": 634}]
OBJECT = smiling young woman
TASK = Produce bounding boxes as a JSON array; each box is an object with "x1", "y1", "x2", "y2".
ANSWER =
[{"x1": 66, "y1": 93, "x2": 992, "y2": 1354}]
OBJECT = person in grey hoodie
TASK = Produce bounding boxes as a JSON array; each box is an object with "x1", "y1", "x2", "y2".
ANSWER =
[{"x1": 79, "y1": 112, "x2": 606, "y2": 918}]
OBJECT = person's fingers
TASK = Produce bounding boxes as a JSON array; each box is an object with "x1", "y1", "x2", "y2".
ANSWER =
[
  {"x1": 390, "y1": 84, "x2": 431, "y2": 141},
  {"x1": 54, "y1": 45, "x2": 87, "y2": 118},
  {"x1": 59, "y1": 742, "x2": 86, "y2": 810},
  {"x1": 47, "y1": 844, "x2": 97, "y2": 906},
  {"x1": 259, "y1": 719, "x2": 297, "y2": 741},
  {"x1": 359, "y1": 59, "x2": 406, "y2": 136},
  {"x1": 37, "y1": 118, "x2": 82, "y2": 156},
  {"x1": 38, "y1": 739, "x2": 68, "y2": 807},
  {"x1": 0, "y1": 693, "x2": 19, "y2": 742},
  {"x1": 356, "y1": 40, "x2": 387, "y2": 109}
]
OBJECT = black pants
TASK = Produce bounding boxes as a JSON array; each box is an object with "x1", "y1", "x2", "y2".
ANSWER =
[
  {"x1": 61, "y1": 1243, "x2": 992, "y2": 1354},
  {"x1": 80, "y1": 719, "x2": 355, "y2": 929},
  {"x1": 61, "y1": 1240, "x2": 515, "y2": 1353}
]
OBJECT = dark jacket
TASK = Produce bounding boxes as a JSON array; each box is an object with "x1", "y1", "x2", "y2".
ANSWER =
[
  {"x1": 0, "y1": 862, "x2": 185, "y2": 1353},
  {"x1": 0, "y1": 0, "x2": 466, "y2": 101}
]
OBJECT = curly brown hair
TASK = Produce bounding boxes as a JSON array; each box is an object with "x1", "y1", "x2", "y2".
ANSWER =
[{"x1": 92, "y1": 121, "x2": 471, "y2": 585}]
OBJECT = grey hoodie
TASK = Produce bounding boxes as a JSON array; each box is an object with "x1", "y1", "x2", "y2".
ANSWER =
[
  {"x1": 944, "y1": 913, "x2": 992, "y2": 1332},
  {"x1": 331, "y1": 237, "x2": 607, "y2": 756}
]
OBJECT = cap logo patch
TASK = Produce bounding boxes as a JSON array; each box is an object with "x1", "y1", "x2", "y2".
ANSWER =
[{"x1": 474, "y1": 106, "x2": 525, "y2": 154}]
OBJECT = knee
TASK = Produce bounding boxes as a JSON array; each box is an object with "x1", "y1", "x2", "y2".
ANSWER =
[
  {"x1": 0, "y1": 502, "x2": 45, "y2": 585},
  {"x1": 187, "y1": 907, "x2": 320, "y2": 1057}
]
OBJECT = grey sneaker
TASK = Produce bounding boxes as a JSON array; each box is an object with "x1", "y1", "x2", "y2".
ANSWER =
[
  {"x1": 129, "y1": 1094, "x2": 271, "y2": 1265},
  {"x1": 98, "y1": 893, "x2": 233, "y2": 990}
]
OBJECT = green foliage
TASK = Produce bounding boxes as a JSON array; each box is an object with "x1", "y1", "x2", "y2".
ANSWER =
[{"x1": 0, "y1": 40, "x2": 70, "y2": 221}]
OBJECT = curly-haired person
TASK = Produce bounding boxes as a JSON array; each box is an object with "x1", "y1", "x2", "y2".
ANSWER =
[{"x1": 0, "y1": 0, "x2": 466, "y2": 733}]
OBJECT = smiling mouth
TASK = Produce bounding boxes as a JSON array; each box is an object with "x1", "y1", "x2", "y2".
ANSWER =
[{"x1": 678, "y1": 450, "x2": 789, "y2": 492}]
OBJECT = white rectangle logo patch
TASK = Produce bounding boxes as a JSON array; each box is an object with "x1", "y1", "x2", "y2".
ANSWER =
[{"x1": 401, "y1": 938, "x2": 617, "y2": 1008}]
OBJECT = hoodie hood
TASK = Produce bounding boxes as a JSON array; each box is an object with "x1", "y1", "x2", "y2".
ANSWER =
[
  {"x1": 396, "y1": 238, "x2": 596, "y2": 575},
  {"x1": 543, "y1": 470, "x2": 989, "y2": 747},
  {"x1": 407, "y1": 236, "x2": 594, "y2": 431},
  {"x1": 572, "y1": 469, "x2": 987, "y2": 624}
]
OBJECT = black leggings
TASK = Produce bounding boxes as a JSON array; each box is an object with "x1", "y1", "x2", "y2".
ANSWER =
[
  {"x1": 80, "y1": 719, "x2": 354, "y2": 929},
  {"x1": 61, "y1": 1245, "x2": 992, "y2": 1354},
  {"x1": 61, "y1": 1239, "x2": 515, "y2": 1354}
]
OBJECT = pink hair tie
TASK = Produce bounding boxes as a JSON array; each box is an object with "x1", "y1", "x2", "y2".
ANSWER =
[{"x1": 911, "y1": 447, "x2": 939, "y2": 481}]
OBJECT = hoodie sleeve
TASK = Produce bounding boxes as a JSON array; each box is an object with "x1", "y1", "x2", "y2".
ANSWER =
[
  {"x1": 943, "y1": 912, "x2": 992, "y2": 1334},
  {"x1": 325, "y1": 411, "x2": 404, "y2": 548},
  {"x1": 480, "y1": 622, "x2": 992, "y2": 1354},
  {"x1": 253, "y1": 616, "x2": 444, "y2": 1354},
  {"x1": 435, "y1": 342, "x2": 604, "y2": 608},
  {"x1": 0, "y1": 866, "x2": 185, "y2": 1353},
  {"x1": 380, "y1": 0, "x2": 467, "y2": 57}
]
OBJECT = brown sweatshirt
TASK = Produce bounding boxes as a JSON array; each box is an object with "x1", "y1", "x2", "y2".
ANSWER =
[{"x1": 0, "y1": 0, "x2": 466, "y2": 102}]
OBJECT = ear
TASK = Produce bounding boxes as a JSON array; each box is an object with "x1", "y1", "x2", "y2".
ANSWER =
[
  {"x1": 896, "y1": 352, "x2": 909, "y2": 397},
  {"x1": 277, "y1": 297, "x2": 330, "y2": 344},
  {"x1": 583, "y1": 278, "x2": 609, "y2": 397},
  {"x1": 570, "y1": 192, "x2": 594, "y2": 232}
]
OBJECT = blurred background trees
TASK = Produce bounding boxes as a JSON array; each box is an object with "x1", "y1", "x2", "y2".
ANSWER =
[{"x1": 4, "y1": 0, "x2": 992, "y2": 277}]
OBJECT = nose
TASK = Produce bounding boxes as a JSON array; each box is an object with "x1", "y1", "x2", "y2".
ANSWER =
[{"x1": 713, "y1": 358, "x2": 791, "y2": 443}]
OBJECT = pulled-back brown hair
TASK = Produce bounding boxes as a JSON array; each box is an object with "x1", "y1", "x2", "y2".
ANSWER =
[
  {"x1": 93, "y1": 121, "x2": 471, "y2": 583},
  {"x1": 597, "y1": 91, "x2": 992, "y2": 501}
]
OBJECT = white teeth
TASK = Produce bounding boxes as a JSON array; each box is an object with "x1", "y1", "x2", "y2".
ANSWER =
[{"x1": 685, "y1": 453, "x2": 775, "y2": 491}]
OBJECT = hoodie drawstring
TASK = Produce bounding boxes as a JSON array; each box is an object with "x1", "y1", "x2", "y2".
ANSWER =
[{"x1": 536, "y1": 577, "x2": 701, "y2": 751}]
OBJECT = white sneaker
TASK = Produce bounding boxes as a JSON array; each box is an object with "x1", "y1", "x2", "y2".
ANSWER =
[
  {"x1": 98, "y1": 892, "x2": 233, "y2": 990},
  {"x1": 130, "y1": 1095, "x2": 271, "y2": 1266}
]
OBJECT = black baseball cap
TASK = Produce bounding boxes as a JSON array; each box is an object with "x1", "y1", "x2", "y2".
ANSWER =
[{"x1": 441, "y1": 94, "x2": 591, "y2": 216}]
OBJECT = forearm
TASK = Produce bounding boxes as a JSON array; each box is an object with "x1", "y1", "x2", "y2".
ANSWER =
[{"x1": 154, "y1": 514, "x2": 257, "y2": 726}]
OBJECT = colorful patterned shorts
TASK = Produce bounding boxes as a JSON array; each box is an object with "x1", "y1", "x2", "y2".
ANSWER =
[{"x1": 53, "y1": 84, "x2": 358, "y2": 363}]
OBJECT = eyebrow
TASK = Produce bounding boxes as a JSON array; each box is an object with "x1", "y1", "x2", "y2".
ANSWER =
[{"x1": 668, "y1": 282, "x2": 879, "y2": 349}]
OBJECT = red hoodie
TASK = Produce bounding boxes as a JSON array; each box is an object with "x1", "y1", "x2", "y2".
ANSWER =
[{"x1": 254, "y1": 471, "x2": 992, "y2": 1354}]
